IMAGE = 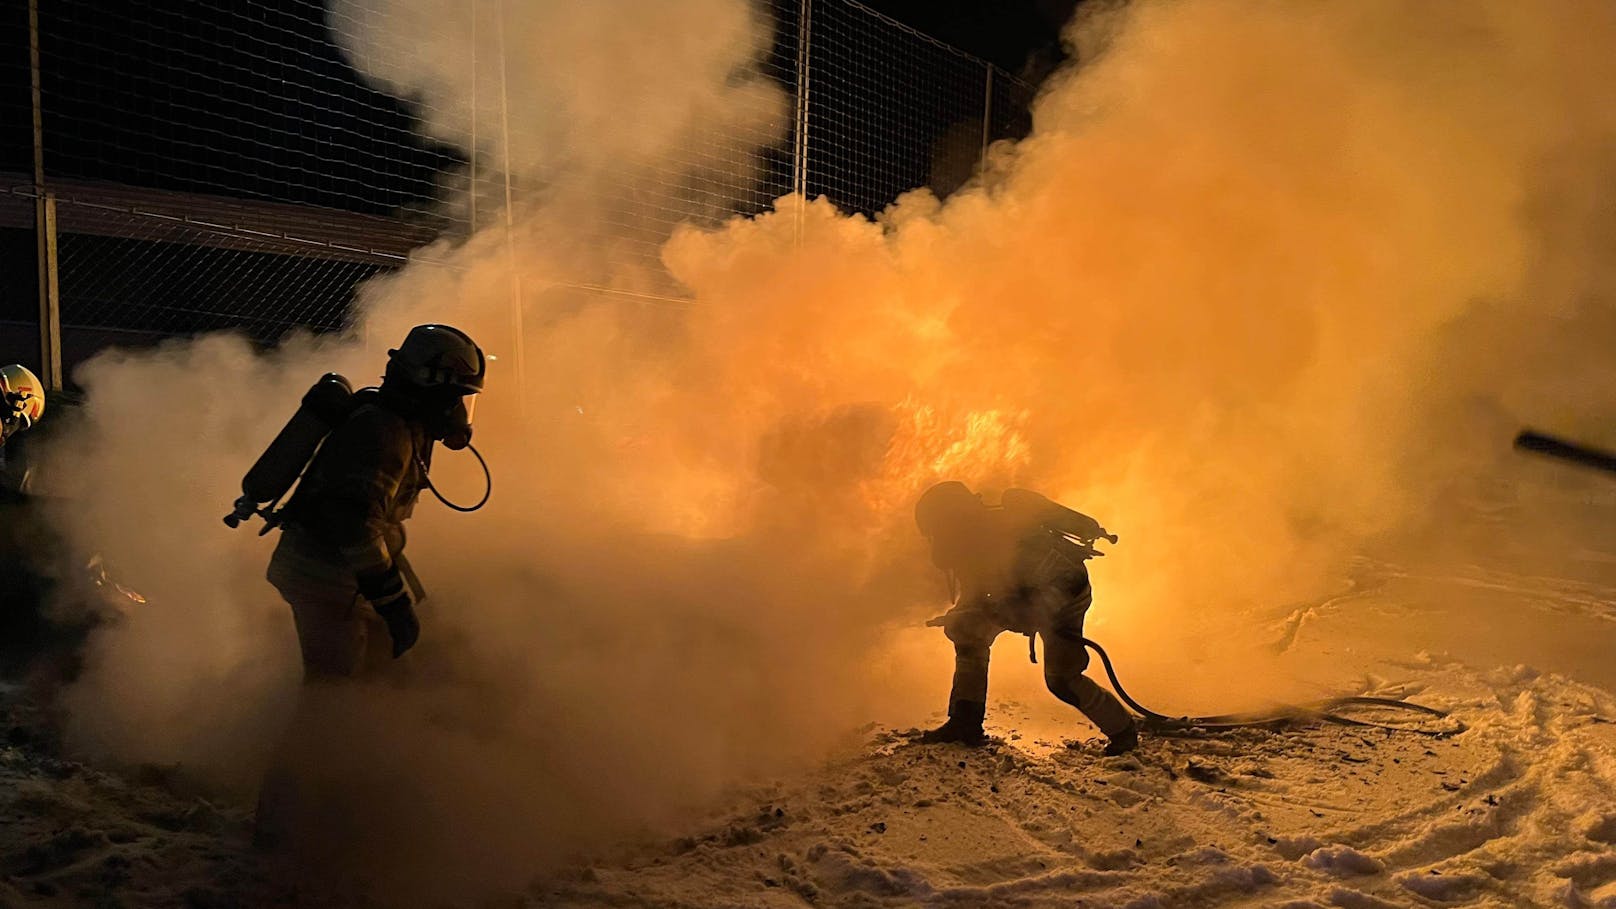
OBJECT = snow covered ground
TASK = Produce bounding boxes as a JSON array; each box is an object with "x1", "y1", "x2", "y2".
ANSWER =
[
  {"x1": 532, "y1": 666, "x2": 1616, "y2": 908},
  {"x1": 3, "y1": 553, "x2": 1616, "y2": 908},
  {"x1": 530, "y1": 554, "x2": 1616, "y2": 909},
  {"x1": 0, "y1": 685, "x2": 248, "y2": 908}
]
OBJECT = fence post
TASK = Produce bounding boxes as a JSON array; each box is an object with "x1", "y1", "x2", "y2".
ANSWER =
[
  {"x1": 792, "y1": 0, "x2": 813, "y2": 202},
  {"x1": 468, "y1": 0, "x2": 479, "y2": 234},
  {"x1": 29, "y1": 0, "x2": 62, "y2": 390},
  {"x1": 980, "y1": 63, "x2": 993, "y2": 174},
  {"x1": 493, "y1": 0, "x2": 528, "y2": 419}
]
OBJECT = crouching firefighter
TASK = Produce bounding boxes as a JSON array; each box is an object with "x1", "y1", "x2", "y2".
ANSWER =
[
  {"x1": 915, "y1": 481, "x2": 1139, "y2": 755},
  {"x1": 226, "y1": 325, "x2": 487, "y2": 678}
]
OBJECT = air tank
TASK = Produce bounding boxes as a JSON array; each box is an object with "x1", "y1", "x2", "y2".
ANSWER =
[{"x1": 224, "y1": 373, "x2": 354, "y2": 528}]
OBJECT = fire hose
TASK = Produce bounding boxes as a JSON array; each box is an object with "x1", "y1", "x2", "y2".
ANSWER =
[
  {"x1": 1062, "y1": 425, "x2": 1604, "y2": 737},
  {"x1": 1081, "y1": 637, "x2": 1461, "y2": 737}
]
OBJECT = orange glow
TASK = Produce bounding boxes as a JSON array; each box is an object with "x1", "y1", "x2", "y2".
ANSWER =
[{"x1": 43, "y1": 1, "x2": 1616, "y2": 891}]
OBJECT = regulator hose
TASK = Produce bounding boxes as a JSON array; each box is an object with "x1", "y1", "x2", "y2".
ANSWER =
[
  {"x1": 418, "y1": 443, "x2": 492, "y2": 513},
  {"x1": 1081, "y1": 637, "x2": 1461, "y2": 737}
]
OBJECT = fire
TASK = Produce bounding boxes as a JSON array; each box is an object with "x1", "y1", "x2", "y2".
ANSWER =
[{"x1": 869, "y1": 402, "x2": 1032, "y2": 515}]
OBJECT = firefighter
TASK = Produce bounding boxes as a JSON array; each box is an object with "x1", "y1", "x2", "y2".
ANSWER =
[
  {"x1": 0, "y1": 364, "x2": 44, "y2": 450},
  {"x1": 1, "y1": 365, "x2": 47, "y2": 662},
  {"x1": 1, "y1": 364, "x2": 45, "y2": 494},
  {"x1": 266, "y1": 324, "x2": 485, "y2": 678},
  {"x1": 915, "y1": 481, "x2": 1139, "y2": 755}
]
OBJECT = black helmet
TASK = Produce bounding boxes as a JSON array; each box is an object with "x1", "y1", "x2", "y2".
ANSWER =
[
  {"x1": 914, "y1": 480, "x2": 982, "y2": 536},
  {"x1": 388, "y1": 324, "x2": 485, "y2": 394}
]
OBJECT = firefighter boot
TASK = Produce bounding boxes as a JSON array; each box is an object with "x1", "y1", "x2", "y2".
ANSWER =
[
  {"x1": 922, "y1": 699, "x2": 987, "y2": 746},
  {"x1": 1103, "y1": 720, "x2": 1139, "y2": 756}
]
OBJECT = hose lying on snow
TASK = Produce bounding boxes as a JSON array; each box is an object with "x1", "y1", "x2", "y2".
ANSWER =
[{"x1": 1082, "y1": 637, "x2": 1463, "y2": 738}]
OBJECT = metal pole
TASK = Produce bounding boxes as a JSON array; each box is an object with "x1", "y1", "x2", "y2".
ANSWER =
[
  {"x1": 28, "y1": 0, "x2": 62, "y2": 390},
  {"x1": 980, "y1": 64, "x2": 994, "y2": 173},
  {"x1": 792, "y1": 0, "x2": 813, "y2": 199},
  {"x1": 494, "y1": 0, "x2": 527, "y2": 416},
  {"x1": 792, "y1": 0, "x2": 813, "y2": 242},
  {"x1": 467, "y1": 0, "x2": 478, "y2": 234}
]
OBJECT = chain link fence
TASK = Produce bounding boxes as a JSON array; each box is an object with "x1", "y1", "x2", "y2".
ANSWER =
[
  {"x1": 2, "y1": 0, "x2": 1036, "y2": 385},
  {"x1": 806, "y1": 0, "x2": 1030, "y2": 215}
]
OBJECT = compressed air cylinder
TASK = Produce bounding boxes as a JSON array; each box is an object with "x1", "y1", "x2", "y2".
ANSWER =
[{"x1": 240, "y1": 373, "x2": 355, "y2": 505}]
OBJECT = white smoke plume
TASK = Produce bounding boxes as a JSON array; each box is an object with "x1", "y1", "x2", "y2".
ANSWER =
[{"x1": 38, "y1": 0, "x2": 1616, "y2": 899}]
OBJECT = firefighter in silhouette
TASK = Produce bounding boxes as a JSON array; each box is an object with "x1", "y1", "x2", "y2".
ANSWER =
[
  {"x1": 916, "y1": 481, "x2": 1138, "y2": 754},
  {"x1": 1, "y1": 364, "x2": 44, "y2": 451},
  {"x1": 265, "y1": 325, "x2": 485, "y2": 678}
]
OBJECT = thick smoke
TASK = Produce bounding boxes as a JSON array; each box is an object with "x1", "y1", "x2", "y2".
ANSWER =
[{"x1": 40, "y1": 0, "x2": 1616, "y2": 898}]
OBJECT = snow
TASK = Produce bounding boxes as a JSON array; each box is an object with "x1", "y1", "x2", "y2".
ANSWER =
[
  {"x1": 0, "y1": 736, "x2": 258, "y2": 907},
  {"x1": 517, "y1": 555, "x2": 1616, "y2": 909},
  {"x1": 512, "y1": 661, "x2": 1616, "y2": 907},
  {"x1": 4, "y1": 557, "x2": 1616, "y2": 906},
  {"x1": 1303, "y1": 845, "x2": 1386, "y2": 876}
]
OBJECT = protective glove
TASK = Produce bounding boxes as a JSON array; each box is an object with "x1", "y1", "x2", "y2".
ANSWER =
[
  {"x1": 374, "y1": 598, "x2": 420, "y2": 658},
  {"x1": 357, "y1": 562, "x2": 420, "y2": 658}
]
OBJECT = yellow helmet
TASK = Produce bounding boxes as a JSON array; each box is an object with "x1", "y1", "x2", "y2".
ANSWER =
[{"x1": 1, "y1": 364, "x2": 45, "y2": 435}]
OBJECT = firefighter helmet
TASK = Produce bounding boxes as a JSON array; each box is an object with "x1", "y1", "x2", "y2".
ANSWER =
[
  {"x1": 914, "y1": 480, "x2": 983, "y2": 537},
  {"x1": 388, "y1": 324, "x2": 486, "y2": 394}
]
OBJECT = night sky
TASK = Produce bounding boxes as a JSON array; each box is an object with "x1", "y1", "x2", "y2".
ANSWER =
[
  {"x1": 867, "y1": 0, "x2": 1077, "y2": 80},
  {"x1": 4, "y1": 1, "x2": 1075, "y2": 206}
]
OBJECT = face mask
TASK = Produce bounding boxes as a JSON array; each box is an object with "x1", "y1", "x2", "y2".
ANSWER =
[
  {"x1": 438, "y1": 395, "x2": 475, "y2": 450},
  {"x1": 1, "y1": 397, "x2": 30, "y2": 444}
]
